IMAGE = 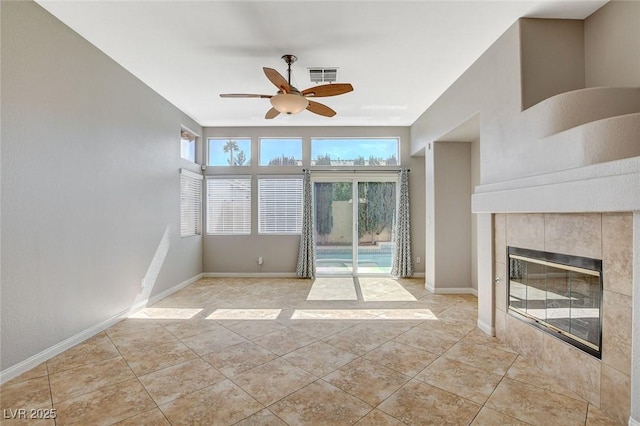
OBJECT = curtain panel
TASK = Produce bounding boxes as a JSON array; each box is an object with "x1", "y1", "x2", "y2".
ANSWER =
[
  {"x1": 391, "y1": 168, "x2": 413, "y2": 277},
  {"x1": 296, "y1": 170, "x2": 316, "y2": 278}
]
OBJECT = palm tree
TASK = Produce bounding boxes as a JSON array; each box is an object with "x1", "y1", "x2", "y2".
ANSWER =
[
  {"x1": 223, "y1": 140, "x2": 239, "y2": 165},
  {"x1": 234, "y1": 151, "x2": 247, "y2": 166}
]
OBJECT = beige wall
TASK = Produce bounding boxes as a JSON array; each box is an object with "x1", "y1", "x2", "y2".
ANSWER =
[
  {"x1": 494, "y1": 213, "x2": 633, "y2": 424},
  {"x1": 519, "y1": 19, "x2": 585, "y2": 110},
  {"x1": 202, "y1": 126, "x2": 426, "y2": 275},
  {"x1": 470, "y1": 139, "x2": 480, "y2": 290},
  {"x1": 427, "y1": 142, "x2": 472, "y2": 290},
  {"x1": 585, "y1": 0, "x2": 640, "y2": 87},
  {"x1": 410, "y1": 22, "x2": 521, "y2": 161},
  {"x1": 1, "y1": 1, "x2": 203, "y2": 371}
]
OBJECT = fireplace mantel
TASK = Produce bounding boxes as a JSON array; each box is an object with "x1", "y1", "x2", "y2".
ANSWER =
[{"x1": 472, "y1": 156, "x2": 640, "y2": 215}]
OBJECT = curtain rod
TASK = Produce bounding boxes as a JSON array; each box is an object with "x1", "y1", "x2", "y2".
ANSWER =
[{"x1": 302, "y1": 168, "x2": 409, "y2": 173}]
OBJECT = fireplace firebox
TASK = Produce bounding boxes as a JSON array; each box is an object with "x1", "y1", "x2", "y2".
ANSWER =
[{"x1": 507, "y1": 246, "x2": 603, "y2": 358}]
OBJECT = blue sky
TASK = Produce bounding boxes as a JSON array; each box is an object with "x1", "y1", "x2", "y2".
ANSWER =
[
  {"x1": 208, "y1": 138, "x2": 398, "y2": 166},
  {"x1": 260, "y1": 138, "x2": 302, "y2": 165},
  {"x1": 209, "y1": 138, "x2": 252, "y2": 166},
  {"x1": 311, "y1": 138, "x2": 397, "y2": 161}
]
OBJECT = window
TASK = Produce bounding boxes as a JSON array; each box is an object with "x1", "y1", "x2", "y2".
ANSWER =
[
  {"x1": 180, "y1": 169, "x2": 202, "y2": 237},
  {"x1": 208, "y1": 138, "x2": 251, "y2": 166},
  {"x1": 311, "y1": 138, "x2": 399, "y2": 166},
  {"x1": 258, "y1": 178, "x2": 303, "y2": 234},
  {"x1": 206, "y1": 178, "x2": 251, "y2": 234},
  {"x1": 259, "y1": 138, "x2": 302, "y2": 166},
  {"x1": 180, "y1": 129, "x2": 197, "y2": 162}
]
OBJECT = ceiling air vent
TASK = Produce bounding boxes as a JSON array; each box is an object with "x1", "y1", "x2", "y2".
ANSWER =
[{"x1": 309, "y1": 68, "x2": 337, "y2": 83}]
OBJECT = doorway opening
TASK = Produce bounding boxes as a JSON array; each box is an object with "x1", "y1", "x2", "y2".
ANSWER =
[{"x1": 313, "y1": 175, "x2": 397, "y2": 276}]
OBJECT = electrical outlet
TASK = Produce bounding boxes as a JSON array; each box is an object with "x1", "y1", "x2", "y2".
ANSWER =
[
  {"x1": 257, "y1": 256, "x2": 264, "y2": 265},
  {"x1": 416, "y1": 257, "x2": 421, "y2": 264}
]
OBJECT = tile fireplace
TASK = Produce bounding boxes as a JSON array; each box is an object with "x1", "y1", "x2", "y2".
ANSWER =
[{"x1": 493, "y1": 212, "x2": 633, "y2": 423}]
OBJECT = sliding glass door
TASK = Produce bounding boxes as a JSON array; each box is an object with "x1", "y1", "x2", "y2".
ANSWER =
[
  {"x1": 356, "y1": 181, "x2": 396, "y2": 274},
  {"x1": 314, "y1": 176, "x2": 397, "y2": 275},
  {"x1": 314, "y1": 181, "x2": 354, "y2": 274}
]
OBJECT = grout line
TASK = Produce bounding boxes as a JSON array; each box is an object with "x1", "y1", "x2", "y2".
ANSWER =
[
  {"x1": 44, "y1": 361, "x2": 56, "y2": 426},
  {"x1": 353, "y1": 276, "x2": 364, "y2": 301}
]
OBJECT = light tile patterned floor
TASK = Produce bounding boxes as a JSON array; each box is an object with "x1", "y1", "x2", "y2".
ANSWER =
[{"x1": 0, "y1": 277, "x2": 622, "y2": 425}]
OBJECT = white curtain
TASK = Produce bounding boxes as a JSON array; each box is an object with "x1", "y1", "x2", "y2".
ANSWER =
[
  {"x1": 391, "y1": 168, "x2": 413, "y2": 277},
  {"x1": 296, "y1": 170, "x2": 316, "y2": 278}
]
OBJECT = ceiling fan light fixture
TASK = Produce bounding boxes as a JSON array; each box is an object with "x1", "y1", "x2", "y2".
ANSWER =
[
  {"x1": 220, "y1": 55, "x2": 351, "y2": 118},
  {"x1": 270, "y1": 93, "x2": 309, "y2": 115}
]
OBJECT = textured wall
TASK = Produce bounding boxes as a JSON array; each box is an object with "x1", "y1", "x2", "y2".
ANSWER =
[
  {"x1": 585, "y1": 0, "x2": 640, "y2": 88},
  {"x1": 1, "y1": 1, "x2": 203, "y2": 371}
]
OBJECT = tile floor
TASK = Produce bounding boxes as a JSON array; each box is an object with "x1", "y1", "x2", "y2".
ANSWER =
[{"x1": 0, "y1": 277, "x2": 622, "y2": 425}]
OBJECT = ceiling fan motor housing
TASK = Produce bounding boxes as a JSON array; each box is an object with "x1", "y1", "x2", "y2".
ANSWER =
[{"x1": 282, "y1": 54, "x2": 297, "y2": 65}]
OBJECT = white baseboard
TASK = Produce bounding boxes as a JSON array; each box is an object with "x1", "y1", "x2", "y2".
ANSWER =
[
  {"x1": 0, "y1": 273, "x2": 203, "y2": 385},
  {"x1": 425, "y1": 283, "x2": 478, "y2": 296},
  {"x1": 144, "y1": 273, "x2": 203, "y2": 306},
  {"x1": 203, "y1": 272, "x2": 298, "y2": 278},
  {"x1": 477, "y1": 319, "x2": 496, "y2": 336},
  {"x1": 203, "y1": 272, "x2": 425, "y2": 279}
]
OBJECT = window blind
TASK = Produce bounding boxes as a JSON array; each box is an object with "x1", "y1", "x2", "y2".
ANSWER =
[
  {"x1": 258, "y1": 178, "x2": 303, "y2": 234},
  {"x1": 180, "y1": 169, "x2": 203, "y2": 237},
  {"x1": 206, "y1": 178, "x2": 251, "y2": 234}
]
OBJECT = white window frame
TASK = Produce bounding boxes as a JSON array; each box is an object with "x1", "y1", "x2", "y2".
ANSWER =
[
  {"x1": 206, "y1": 177, "x2": 252, "y2": 235},
  {"x1": 180, "y1": 169, "x2": 203, "y2": 237},
  {"x1": 258, "y1": 177, "x2": 303, "y2": 234}
]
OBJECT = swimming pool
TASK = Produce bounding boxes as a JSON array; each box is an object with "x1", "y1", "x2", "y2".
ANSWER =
[{"x1": 316, "y1": 245, "x2": 394, "y2": 273}]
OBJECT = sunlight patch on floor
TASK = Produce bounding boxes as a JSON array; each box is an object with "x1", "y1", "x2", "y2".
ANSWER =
[
  {"x1": 129, "y1": 308, "x2": 202, "y2": 320},
  {"x1": 206, "y1": 309, "x2": 282, "y2": 320},
  {"x1": 372, "y1": 309, "x2": 437, "y2": 320},
  {"x1": 291, "y1": 308, "x2": 438, "y2": 320},
  {"x1": 291, "y1": 309, "x2": 381, "y2": 320},
  {"x1": 359, "y1": 277, "x2": 417, "y2": 301},
  {"x1": 306, "y1": 277, "x2": 358, "y2": 301}
]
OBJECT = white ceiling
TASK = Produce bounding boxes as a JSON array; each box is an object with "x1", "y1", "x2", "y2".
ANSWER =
[{"x1": 36, "y1": 1, "x2": 607, "y2": 128}]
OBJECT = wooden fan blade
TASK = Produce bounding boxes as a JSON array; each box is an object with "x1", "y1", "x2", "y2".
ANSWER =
[
  {"x1": 265, "y1": 107, "x2": 280, "y2": 119},
  {"x1": 263, "y1": 67, "x2": 290, "y2": 93},
  {"x1": 306, "y1": 100, "x2": 336, "y2": 117},
  {"x1": 220, "y1": 93, "x2": 272, "y2": 98},
  {"x1": 301, "y1": 83, "x2": 354, "y2": 98}
]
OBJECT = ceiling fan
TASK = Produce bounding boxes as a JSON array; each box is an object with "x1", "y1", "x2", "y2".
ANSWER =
[{"x1": 220, "y1": 54, "x2": 354, "y2": 119}]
